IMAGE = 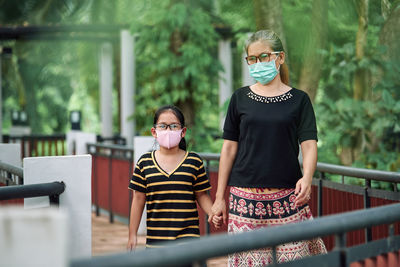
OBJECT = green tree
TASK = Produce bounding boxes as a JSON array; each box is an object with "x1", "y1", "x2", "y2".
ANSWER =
[{"x1": 131, "y1": 0, "x2": 222, "y2": 150}]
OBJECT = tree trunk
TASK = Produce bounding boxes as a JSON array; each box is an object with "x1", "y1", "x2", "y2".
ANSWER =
[
  {"x1": 379, "y1": 1, "x2": 400, "y2": 61},
  {"x1": 298, "y1": 0, "x2": 328, "y2": 102},
  {"x1": 353, "y1": 0, "x2": 369, "y2": 100},
  {"x1": 252, "y1": 0, "x2": 287, "y2": 52}
]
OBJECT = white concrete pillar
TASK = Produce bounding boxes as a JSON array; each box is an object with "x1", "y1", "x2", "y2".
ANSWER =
[
  {"x1": 242, "y1": 50, "x2": 255, "y2": 87},
  {"x1": 0, "y1": 207, "x2": 68, "y2": 267},
  {"x1": 0, "y1": 144, "x2": 21, "y2": 167},
  {"x1": 23, "y1": 155, "x2": 92, "y2": 260},
  {"x1": 0, "y1": 55, "x2": 2, "y2": 143},
  {"x1": 100, "y1": 43, "x2": 113, "y2": 139},
  {"x1": 66, "y1": 131, "x2": 96, "y2": 155},
  {"x1": 133, "y1": 136, "x2": 155, "y2": 235},
  {"x1": 218, "y1": 39, "x2": 233, "y2": 130},
  {"x1": 120, "y1": 30, "x2": 135, "y2": 148}
]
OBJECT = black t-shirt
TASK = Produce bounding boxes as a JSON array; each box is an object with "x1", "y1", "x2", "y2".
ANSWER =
[{"x1": 223, "y1": 86, "x2": 317, "y2": 188}]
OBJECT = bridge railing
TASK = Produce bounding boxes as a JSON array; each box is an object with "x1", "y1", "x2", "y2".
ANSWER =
[
  {"x1": 198, "y1": 152, "x2": 400, "y2": 250},
  {"x1": 71, "y1": 202, "x2": 400, "y2": 267},
  {"x1": 87, "y1": 143, "x2": 133, "y2": 223},
  {"x1": 3, "y1": 134, "x2": 66, "y2": 158},
  {"x1": 86, "y1": 144, "x2": 400, "y2": 249},
  {"x1": 0, "y1": 181, "x2": 65, "y2": 205},
  {"x1": 0, "y1": 160, "x2": 24, "y2": 185}
]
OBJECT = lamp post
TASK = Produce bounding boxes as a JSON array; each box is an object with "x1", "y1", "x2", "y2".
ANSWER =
[{"x1": 0, "y1": 47, "x2": 12, "y2": 143}]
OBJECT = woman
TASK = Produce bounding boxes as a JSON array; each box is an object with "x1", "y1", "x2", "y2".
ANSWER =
[{"x1": 210, "y1": 30, "x2": 326, "y2": 266}]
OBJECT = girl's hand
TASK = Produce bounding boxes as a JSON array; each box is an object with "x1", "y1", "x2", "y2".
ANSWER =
[
  {"x1": 127, "y1": 235, "x2": 137, "y2": 251},
  {"x1": 294, "y1": 177, "x2": 312, "y2": 207},
  {"x1": 210, "y1": 213, "x2": 223, "y2": 229},
  {"x1": 208, "y1": 198, "x2": 227, "y2": 226}
]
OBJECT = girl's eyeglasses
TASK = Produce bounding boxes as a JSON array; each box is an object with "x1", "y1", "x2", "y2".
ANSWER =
[{"x1": 154, "y1": 123, "x2": 182, "y2": 131}]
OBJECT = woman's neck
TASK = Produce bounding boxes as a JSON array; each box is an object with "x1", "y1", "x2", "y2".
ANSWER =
[{"x1": 251, "y1": 77, "x2": 290, "y2": 97}]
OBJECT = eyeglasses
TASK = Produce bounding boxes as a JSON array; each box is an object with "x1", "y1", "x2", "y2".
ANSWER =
[
  {"x1": 154, "y1": 123, "x2": 183, "y2": 131},
  {"x1": 245, "y1": 51, "x2": 281, "y2": 65}
]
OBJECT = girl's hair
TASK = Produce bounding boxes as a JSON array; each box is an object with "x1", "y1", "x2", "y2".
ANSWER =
[
  {"x1": 245, "y1": 29, "x2": 290, "y2": 85},
  {"x1": 153, "y1": 105, "x2": 187, "y2": 150}
]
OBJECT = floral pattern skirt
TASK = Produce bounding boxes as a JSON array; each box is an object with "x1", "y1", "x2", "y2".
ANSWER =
[{"x1": 228, "y1": 187, "x2": 327, "y2": 267}]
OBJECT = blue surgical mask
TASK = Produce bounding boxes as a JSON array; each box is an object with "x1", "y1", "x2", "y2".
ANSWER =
[{"x1": 248, "y1": 59, "x2": 280, "y2": 85}]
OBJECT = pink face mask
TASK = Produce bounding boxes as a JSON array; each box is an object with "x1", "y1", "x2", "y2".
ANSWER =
[{"x1": 156, "y1": 129, "x2": 183, "y2": 149}]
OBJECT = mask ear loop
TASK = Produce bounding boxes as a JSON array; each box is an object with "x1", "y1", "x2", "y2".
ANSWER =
[{"x1": 275, "y1": 53, "x2": 281, "y2": 72}]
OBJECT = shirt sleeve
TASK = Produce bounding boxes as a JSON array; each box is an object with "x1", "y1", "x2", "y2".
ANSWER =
[
  {"x1": 129, "y1": 161, "x2": 146, "y2": 193},
  {"x1": 297, "y1": 93, "x2": 318, "y2": 143},
  {"x1": 223, "y1": 93, "x2": 240, "y2": 141},
  {"x1": 193, "y1": 159, "x2": 211, "y2": 192}
]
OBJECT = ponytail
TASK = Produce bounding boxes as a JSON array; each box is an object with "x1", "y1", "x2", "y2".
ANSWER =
[{"x1": 178, "y1": 137, "x2": 187, "y2": 151}]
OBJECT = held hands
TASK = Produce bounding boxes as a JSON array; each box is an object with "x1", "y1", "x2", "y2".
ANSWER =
[
  {"x1": 294, "y1": 176, "x2": 312, "y2": 207},
  {"x1": 208, "y1": 198, "x2": 227, "y2": 229}
]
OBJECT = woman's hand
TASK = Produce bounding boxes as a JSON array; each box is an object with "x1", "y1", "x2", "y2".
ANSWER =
[
  {"x1": 294, "y1": 176, "x2": 312, "y2": 207},
  {"x1": 127, "y1": 235, "x2": 137, "y2": 251},
  {"x1": 208, "y1": 198, "x2": 227, "y2": 228}
]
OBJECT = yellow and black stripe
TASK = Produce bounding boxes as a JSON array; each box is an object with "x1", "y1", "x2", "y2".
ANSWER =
[{"x1": 129, "y1": 151, "x2": 211, "y2": 246}]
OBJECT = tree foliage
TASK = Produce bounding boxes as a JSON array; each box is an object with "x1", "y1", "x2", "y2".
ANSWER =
[{"x1": 1, "y1": 0, "x2": 399, "y2": 173}]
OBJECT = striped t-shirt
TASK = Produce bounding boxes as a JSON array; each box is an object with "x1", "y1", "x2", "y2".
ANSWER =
[{"x1": 129, "y1": 150, "x2": 211, "y2": 247}]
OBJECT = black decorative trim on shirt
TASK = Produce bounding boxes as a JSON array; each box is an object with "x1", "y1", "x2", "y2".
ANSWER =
[{"x1": 247, "y1": 90, "x2": 293, "y2": 103}]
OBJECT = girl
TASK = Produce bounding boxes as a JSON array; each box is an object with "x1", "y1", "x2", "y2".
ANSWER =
[{"x1": 127, "y1": 105, "x2": 219, "y2": 250}]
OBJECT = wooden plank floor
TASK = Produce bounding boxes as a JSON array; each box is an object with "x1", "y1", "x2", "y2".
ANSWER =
[{"x1": 92, "y1": 212, "x2": 227, "y2": 266}]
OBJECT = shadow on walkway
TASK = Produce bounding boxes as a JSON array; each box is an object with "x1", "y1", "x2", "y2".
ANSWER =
[{"x1": 92, "y1": 212, "x2": 227, "y2": 266}]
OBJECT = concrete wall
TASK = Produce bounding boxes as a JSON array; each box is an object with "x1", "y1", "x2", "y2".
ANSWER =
[
  {"x1": 0, "y1": 206, "x2": 68, "y2": 267},
  {"x1": 0, "y1": 143, "x2": 21, "y2": 167},
  {"x1": 23, "y1": 155, "x2": 92, "y2": 260}
]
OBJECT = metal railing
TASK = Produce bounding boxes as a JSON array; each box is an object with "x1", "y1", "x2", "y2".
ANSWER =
[
  {"x1": 197, "y1": 153, "x2": 400, "y2": 187},
  {"x1": 71, "y1": 202, "x2": 400, "y2": 267},
  {"x1": 87, "y1": 143, "x2": 133, "y2": 223},
  {"x1": 198, "y1": 152, "x2": 400, "y2": 247},
  {"x1": 3, "y1": 134, "x2": 67, "y2": 158},
  {"x1": 0, "y1": 160, "x2": 24, "y2": 185},
  {"x1": 0, "y1": 181, "x2": 65, "y2": 205}
]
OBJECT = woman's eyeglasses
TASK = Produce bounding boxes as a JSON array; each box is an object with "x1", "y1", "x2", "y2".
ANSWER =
[
  {"x1": 154, "y1": 123, "x2": 183, "y2": 131},
  {"x1": 245, "y1": 51, "x2": 281, "y2": 65}
]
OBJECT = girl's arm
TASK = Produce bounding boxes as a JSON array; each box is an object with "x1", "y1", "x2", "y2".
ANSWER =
[
  {"x1": 195, "y1": 191, "x2": 213, "y2": 216},
  {"x1": 196, "y1": 191, "x2": 222, "y2": 229},
  {"x1": 295, "y1": 140, "x2": 317, "y2": 206},
  {"x1": 210, "y1": 139, "x2": 238, "y2": 225},
  {"x1": 127, "y1": 191, "x2": 146, "y2": 251}
]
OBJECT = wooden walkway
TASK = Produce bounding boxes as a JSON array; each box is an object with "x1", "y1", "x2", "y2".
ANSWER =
[{"x1": 92, "y1": 212, "x2": 227, "y2": 266}]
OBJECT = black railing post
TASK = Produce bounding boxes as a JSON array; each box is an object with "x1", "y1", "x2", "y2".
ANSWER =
[
  {"x1": 205, "y1": 159, "x2": 210, "y2": 235},
  {"x1": 49, "y1": 194, "x2": 60, "y2": 206},
  {"x1": 89, "y1": 144, "x2": 100, "y2": 217},
  {"x1": 272, "y1": 246, "x2": 277, "y2": 264},
  {"x1": 128, "y1": 150, "x2": 133, "y2": 224},
  {"x1": 109, "y1": 148, "x2": 114, "y2": 223},
  {"x1": 334, "y1": 232, "x2": 347, "y2": 267},
  {"x1": 318, "y1": 172, "x2": 325, "y2": 217},
  {"x1": 364, "y1": 179, "x2": 372, "y2": 242}
]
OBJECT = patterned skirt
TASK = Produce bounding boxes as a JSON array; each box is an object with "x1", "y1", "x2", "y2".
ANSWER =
[{"x1": 228, "y1": 187, "x2": 327, "y2": 267}]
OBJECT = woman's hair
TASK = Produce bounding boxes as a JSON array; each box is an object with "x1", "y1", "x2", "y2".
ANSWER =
[
  {"x1": 153, "y1": 105, "x2": 187, "y2": 150},
  {"x1": 245, "y1": 29, "x2": 290, "y2": 85}
]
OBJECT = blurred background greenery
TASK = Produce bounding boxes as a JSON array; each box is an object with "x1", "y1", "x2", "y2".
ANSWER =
[{"x1": 0, "y1": 0, "x2": 399, "y2": 173}]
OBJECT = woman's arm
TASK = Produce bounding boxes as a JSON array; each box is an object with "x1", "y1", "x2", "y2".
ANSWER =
[
  {"x1": 210, "y1": 139, "x2": 238, "y2": 225},
  {"x1": 295, "y1": 139, "x2": 317, "y2": 206},
  {"x1": 127, "y1": 191, "x2": 146, "y2": 251}
]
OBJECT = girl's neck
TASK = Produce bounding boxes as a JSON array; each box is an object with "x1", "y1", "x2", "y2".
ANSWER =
[{"x1": 158, "y1": 146, "x2": 183, "y2": 156}]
